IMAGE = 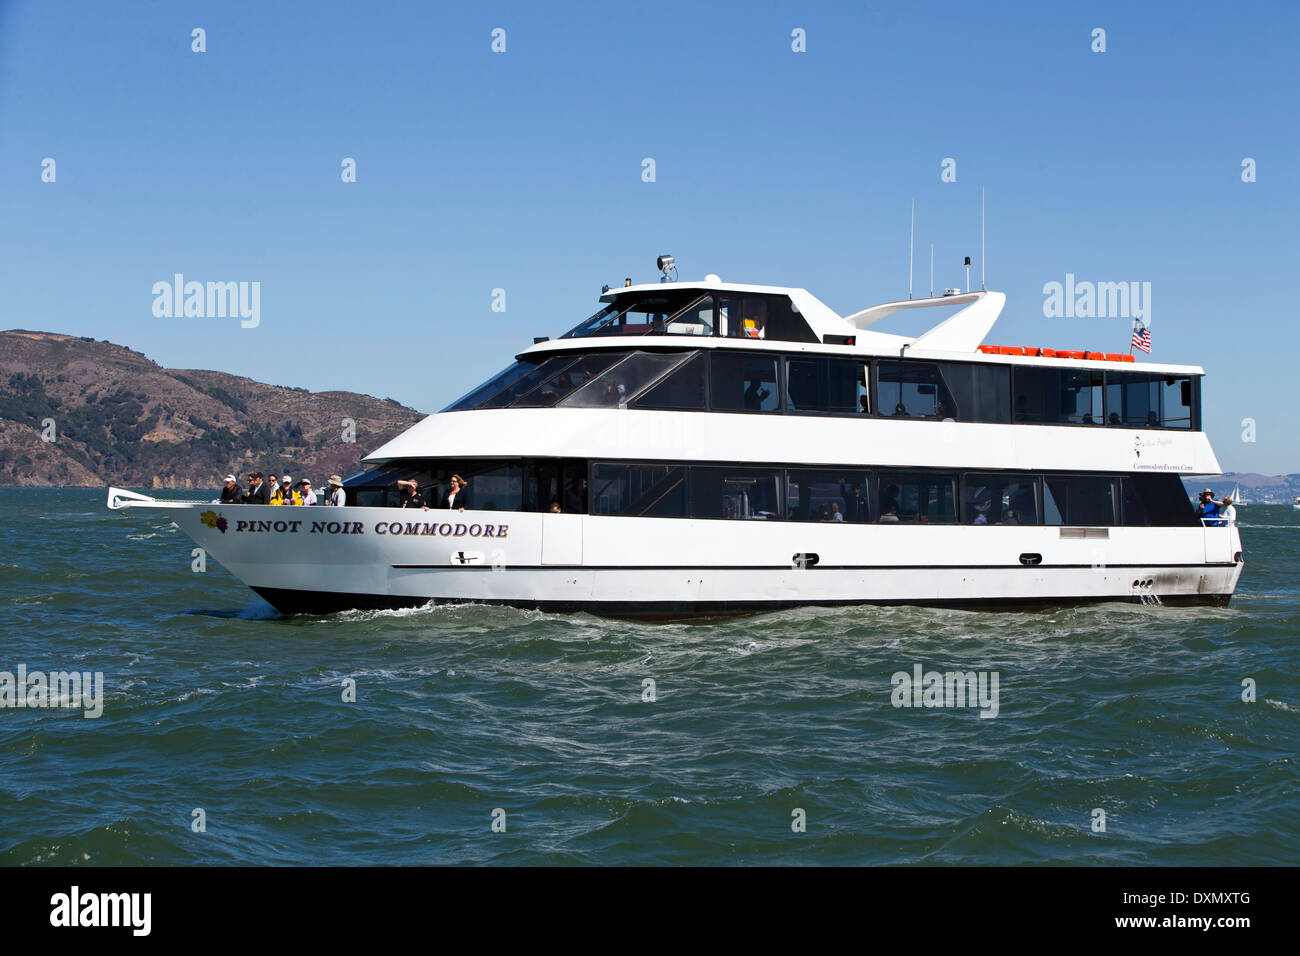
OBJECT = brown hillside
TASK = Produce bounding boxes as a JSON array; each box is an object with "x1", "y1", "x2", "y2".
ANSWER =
[{"x1": 0, "y1": 330, "x2": 425, "y2": 488}]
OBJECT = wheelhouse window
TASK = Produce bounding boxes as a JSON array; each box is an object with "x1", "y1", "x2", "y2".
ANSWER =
[
  {"x1": 710, "y1": 352, "x2": 780, "y2": 412},
  {"x1": 561, "y1": 291, "x2": 817, "y2": 344},
  {"x1": 876, "y1": 362, "x2": 955, "y2": 419},
  {"x1": 877, "y1": 472, "x2": 958, "y2": 523},
  {"x1": 963, "y1": 474, "x2": 1039, "y2": 525},
  {"x1": 691, "y1": 466, "x2": 783, "y2": 519},
  {"x1": 714, "y1": 294, "x2": 819, "y2": 344},
  {"x1": 560, "y1": 290, "x2": 705, "y2": 338},
  {"x1": 786, "y1": 357, "x2": 869, "y2": 414},
  {"x1": 787, "y1": 470, "x2": 870, "y2": 522}
]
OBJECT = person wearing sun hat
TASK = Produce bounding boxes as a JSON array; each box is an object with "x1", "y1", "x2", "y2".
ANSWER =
[{"x1": 325, "y1": 475, "x2": 346, "y2": 508}]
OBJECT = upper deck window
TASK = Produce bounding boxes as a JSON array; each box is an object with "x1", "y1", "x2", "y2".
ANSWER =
[{"x1": 560, "y1": 291, "x2": 817, "y2": 344}]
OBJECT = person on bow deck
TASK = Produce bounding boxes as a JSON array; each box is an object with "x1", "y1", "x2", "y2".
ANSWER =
[
  {"x1": 271, "y1": 475, "x2": 301, "y2": 506},
  {"x1": 439, "y1": 474, "x2": 471, "y2": 511},
  {"x1": 298, "y1": 479, "x2": 318, "y2": 506},
  {"x1": 394, "y1": 479, "x2": 425, "y2": 509},
  {"x1": 324, "y1": 475, "x2": 346, "y2": 507},
  {"x1": 219, "y1": 474, "x2": 242, "y2": 504},
  {"x1": 243, "y1": 472, "x2": 270, "y2": 505}
]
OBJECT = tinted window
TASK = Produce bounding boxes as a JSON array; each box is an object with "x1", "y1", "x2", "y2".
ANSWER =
[
  {"x1": 442, "y1": 361, "x2": 536, "y2": 412},
  {"x1": 877, "y1": 472, "x2": 958, "y2": 523},
  {"x1": 710, "y1": 353, "x2": 780, "y2": 412},
  {"x1": 940, "y1": 363, "x2": 1011, "y2": 423},
  {"x1": 459, "y1": 464, "x2": 524, "y2": 511},
  {"x1": 963, "y1": 474, "x2": 1038, "y2": 525},
  {"x1": 1104, "y1": 372, "x2": 1159, "y2": 427},
  {"x1": 1013, "y1": 367, "x2": 1059, "y2": 423},
  {"x1": 1061, "y1": 369, "x2": 1105, "y2": 424},
  {"x1": 691, "y1": 467, "x2": 783, "y2": 519},
  {"x1": 1121, "y1": 475, "x2": 1199, "y2": 526},
  {"x1": 1043, "y1": 476, "x2": 1116, "y2": 525},
  {"x1": 876, "y1": 362, "x2": 954, "y2": 419},
  {"x1": 788, "y1": 470, "x2": 869, "y2": 522},
  {"x1": 1161, "y1": 376, "x2": 1194, "y2": 429},
  {"x1": 634, "y1": 352, "x2": 707, "y2": 410},
  {"x1": 478, "y1": 356, "x2": 578, "y2": 409},
  {"x1": 591, "y1": 463, "x2": 687, "y2": 517},
  {"x1": 562, "y1": 352, "x2": 689, "y2": 407},
  {"x1": 511, "y1": 352, "x2": 626, "y2": 407},
  {"x1": 786, "y1": 358, "x2": 868, "y2": 414}
]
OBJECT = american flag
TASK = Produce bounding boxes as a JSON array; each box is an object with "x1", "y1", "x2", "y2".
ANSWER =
[{"x1": 1131, "y1": 321, "x2": 1151, "y2": 354}]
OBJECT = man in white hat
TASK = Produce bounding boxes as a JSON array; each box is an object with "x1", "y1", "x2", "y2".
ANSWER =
[
  {"x1": 219, "y1": 474, "x2": 242, "y2": 504},
  {"x1": 324, "y1": 475, "x2": 346, "y2": 507}
]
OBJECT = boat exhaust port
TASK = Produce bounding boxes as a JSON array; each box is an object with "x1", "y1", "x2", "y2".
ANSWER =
[
  {"x1": 1132, "y1": 578, "x2": 1162, "y2": 606},
  {"x1": 1019, "y1": 553, "x2": 1042, "y2": 566}
]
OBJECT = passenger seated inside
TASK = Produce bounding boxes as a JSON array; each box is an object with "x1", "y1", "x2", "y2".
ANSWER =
[
  {"x1": 998, "y1": 508, "x2": 1019, "y2": 525},
  {"x1": 879, "y1": 484, "x2": 900, "y2": 518},
  {"x1": 892, "y1": 402, "x2": 909, "y2": 417},
  {"x1": 879, "y1": 503, "x2": 900, "y2": 523}
]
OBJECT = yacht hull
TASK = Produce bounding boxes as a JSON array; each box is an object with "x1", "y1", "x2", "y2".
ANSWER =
[{"x1": 114, "y1": 497, "x2": 1244, "y2": 618}]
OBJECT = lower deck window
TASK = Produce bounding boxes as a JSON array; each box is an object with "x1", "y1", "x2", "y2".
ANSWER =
[
  {"x1": 1044, "y1": 476, "x2": 1116, "y2": 526},
  {"x1": 878, "y1": 472, "x2": 958, "y2": 523},
  {"x1": 787, "y1": 470, "x2": 869, "y2": 522},
  {"x1": 690, "y1": 467, "x2": 783, "y2": 519},
  {"x1": 592, "y1": 463, "x2": 687, "y2": 517},
  {"x1": 963, "y1": 475, "x2": 1039, "y2": 525}
]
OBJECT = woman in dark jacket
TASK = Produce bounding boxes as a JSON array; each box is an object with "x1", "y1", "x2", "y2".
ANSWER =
[{"x1": 440, "y1": 474, "x2": 471, "y2": 511}]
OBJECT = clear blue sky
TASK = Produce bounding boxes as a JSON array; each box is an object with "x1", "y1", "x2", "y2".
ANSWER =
[{"x1": 1, "y1": 0, "x2": 1296, "y2": 472}]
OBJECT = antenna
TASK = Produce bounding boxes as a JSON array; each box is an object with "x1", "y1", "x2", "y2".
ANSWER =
[
  {"x1": 929, "y1": 243, "x2": 934, "y2": 298},
  {"x1": 908, "y1": 199, "x2": 915, "y2": 299},
  {"x1": 981, "y1": 185, "x2": 986, "y2": 291}
]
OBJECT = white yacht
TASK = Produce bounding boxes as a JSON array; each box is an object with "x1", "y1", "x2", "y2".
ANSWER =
[{"x1": 109, "y1": 263, "x2": 1244, "y2": 616}]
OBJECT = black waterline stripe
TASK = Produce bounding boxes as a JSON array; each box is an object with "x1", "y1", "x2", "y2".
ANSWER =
[{"x1": 391, "y1": 562, "x2": 1239, "y2": 571}]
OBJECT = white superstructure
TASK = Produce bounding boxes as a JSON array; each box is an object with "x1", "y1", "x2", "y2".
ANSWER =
[{"x1": 109, "y1": 273, "x2": 1243, "y2": 616}]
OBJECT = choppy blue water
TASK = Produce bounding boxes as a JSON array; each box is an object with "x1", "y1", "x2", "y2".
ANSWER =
[{"x1": 1, "y1": 488, "x2": 1296, "y2": 865}]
